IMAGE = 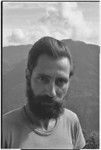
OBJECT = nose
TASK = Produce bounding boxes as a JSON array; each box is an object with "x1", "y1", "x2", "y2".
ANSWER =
[{"x1": 47, "y1": 82, "x2": 57, "y2": 97}]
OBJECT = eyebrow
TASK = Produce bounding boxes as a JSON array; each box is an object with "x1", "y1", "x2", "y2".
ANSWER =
[
  {"x1": 37, "y1": 73, "x2": 51, "y2": 78},
  {"x1": 37, "y1": 73, "x2": 68, "y2": 81}
]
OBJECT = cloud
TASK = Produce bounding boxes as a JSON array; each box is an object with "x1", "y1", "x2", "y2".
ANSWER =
[
  {"x1": 3, "y1": 2, "x2": 24, "y2": 9},
  {"x1": 27, "y1": 24, "x2": 51, "y2": 43},
  {"x1": 5, "y1": 29, "x2": 27, "y2": 45},
  {"x1": 61, "y1": 2, "x2": 93, "y2": 39},
  {"x1": 35, "y1": 2, "x2": 94, "y2": 41},
  {"x1": 4, "y1": 26, "x2": 50, "y2": 46},
  {"x1": 40, "y1": 2, "x2": 93, "y2": 40},
  {"x1": 3, "y1": 2, "x2": 99, "y2": 46},
  {"x1": 3, "y1": 2, "x2": 57, "y2": 10}
]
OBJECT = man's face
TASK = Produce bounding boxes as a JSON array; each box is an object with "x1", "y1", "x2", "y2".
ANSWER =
[{"x1": 27, "y1": 54, "x2": 71, "y2": 120}]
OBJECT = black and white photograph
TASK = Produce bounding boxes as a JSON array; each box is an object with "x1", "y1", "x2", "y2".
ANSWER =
[{"x1": 1, "y1": 1, "x2": 100, "y2": 149}]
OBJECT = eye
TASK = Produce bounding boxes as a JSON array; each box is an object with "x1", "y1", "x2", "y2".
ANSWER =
[
  {"x1": 38, "y1": 75, "x2": 50, "y2": 84},
  {"x1": 55, "y1": 78, "x2": 68, "y2": 87}
]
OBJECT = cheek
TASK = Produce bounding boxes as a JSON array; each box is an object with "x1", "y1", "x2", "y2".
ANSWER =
[
  {"x1": 57, "y1": 84, "x2": 69, "y2": 98},
  {"x1": 62, "y1": 85, "x2": 69, "y2": 95},
  {"x1": 31, "y1": 80, "x2": 46, "y2": 95}
]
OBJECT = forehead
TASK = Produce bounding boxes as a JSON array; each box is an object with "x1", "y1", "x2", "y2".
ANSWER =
[{"x1": 33, "y1": 55, "x2": 71, "y2": 77}]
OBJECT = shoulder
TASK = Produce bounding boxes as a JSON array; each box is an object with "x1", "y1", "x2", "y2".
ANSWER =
[
  {"x1": 2, "y1": 107, "x2": 25, "y2": 148},
  {"x1": 63, "y1": 109, "x2": 85, "y2": 149},
  {"x1": 64, "y1": 108, "x2": 78, "y2": 121},
  {"x1": 3, "y1": 106, "x2": 24, "y2": 128},
  {"x1": 62, "y1": 108, "x2": 80, "y2": 127}
]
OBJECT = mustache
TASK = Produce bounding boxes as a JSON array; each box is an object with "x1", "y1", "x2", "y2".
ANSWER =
[
  {"x1": 33, "y1": 95, "x2": 63, "y2": 105},
  {"x1": 35, "y1": 95, "x2": 58, "y2": 101}
]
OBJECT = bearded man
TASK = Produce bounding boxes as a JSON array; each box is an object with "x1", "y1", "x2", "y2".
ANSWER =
[{"x1": 2, "y1": 36, "x2": 85, "y2": 149}]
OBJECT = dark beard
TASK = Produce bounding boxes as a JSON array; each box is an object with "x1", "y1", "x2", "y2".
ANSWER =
[{"x1": 26, "y1": 84, "x2": 64, "y2": 120}]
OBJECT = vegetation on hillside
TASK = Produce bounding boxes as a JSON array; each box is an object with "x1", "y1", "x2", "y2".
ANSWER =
[{"x1": 83, "y1": 130, "x2": 99, "y2": 149}]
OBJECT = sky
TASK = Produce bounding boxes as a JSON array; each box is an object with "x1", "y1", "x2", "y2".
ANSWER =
[{"x1": 3, "y1": 1, "x2": 100, "y2": 46}]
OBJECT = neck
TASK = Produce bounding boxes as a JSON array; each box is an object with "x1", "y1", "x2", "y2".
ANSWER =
[{"x1": 25, "y1": 103, "x2": 57, "y2": 130}]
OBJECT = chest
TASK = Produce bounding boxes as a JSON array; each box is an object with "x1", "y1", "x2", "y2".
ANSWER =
[{"x1": 19, "y1": 124, "x2": 73, "y2": 149}]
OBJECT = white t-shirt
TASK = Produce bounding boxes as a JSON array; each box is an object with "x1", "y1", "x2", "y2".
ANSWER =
[{"x1": 2, "y1": 106, "x2": 85, "y2": 149}]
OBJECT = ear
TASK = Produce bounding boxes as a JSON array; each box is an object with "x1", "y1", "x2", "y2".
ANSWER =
[{"x1": 25, "y1": 68, "x2": 30, "y2": 80}]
